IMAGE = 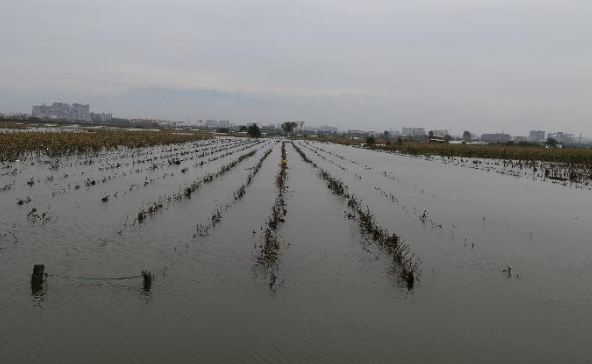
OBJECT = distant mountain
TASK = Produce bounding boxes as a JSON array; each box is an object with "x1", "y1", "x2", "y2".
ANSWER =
[{"x1": 98, "y1": 88, "x2": 284, "y2": 122}]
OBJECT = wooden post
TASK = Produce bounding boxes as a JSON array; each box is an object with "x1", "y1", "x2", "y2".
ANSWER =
[
  {"x1": 142, "y1": 270, "x2": 152, "y2": 292},
  {"x1": 31, "y1": 264, "x2": 45, "y2": 284},
  {"x1": 31, "y1": 264, "x2": 45, "y2": 295}
]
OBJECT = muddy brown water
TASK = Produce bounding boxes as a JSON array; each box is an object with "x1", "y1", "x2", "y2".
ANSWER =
[{"x1": 1, "y1": 138, "x2": 591, "y2": 363}]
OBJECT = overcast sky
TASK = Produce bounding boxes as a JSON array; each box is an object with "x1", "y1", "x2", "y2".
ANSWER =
[{"x1": 1, "y1": 0, "x2": 591, "y2": 135}]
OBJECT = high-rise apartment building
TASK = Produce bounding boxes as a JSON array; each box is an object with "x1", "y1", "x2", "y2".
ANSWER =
[
  {"x1": 529, "y1": 130, "x2": 545, "y2": 141},
  {"x1": 90, "y1": 112, "x2": 113, "y2": 123},
  {"x1": 401, "y1": 127, "x2": 426, "y2": 137},
  {"x1": 32, "y1": 102, "x2": 91, "y2": 121}
]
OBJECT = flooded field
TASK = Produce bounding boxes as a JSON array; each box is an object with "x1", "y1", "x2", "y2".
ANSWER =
[{"x1": 1, "y1": 137, "x2": 591, "y2": 363}]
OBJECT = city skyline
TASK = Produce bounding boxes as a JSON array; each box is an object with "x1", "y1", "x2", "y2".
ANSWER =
[
  {"x1": 5, "y1": 99, "x2": 583, "y2": 142},
  {"x1": 1, "y1": 88, "x2": 587, "y2": 139}
]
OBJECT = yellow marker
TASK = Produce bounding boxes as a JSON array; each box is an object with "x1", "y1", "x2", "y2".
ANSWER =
[{"x1": 281, "y1": 159, "x2": 288, "y2": 168}]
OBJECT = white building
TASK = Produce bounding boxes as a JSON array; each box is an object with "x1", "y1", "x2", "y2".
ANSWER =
[
  {"x1": 288, "y1": 121, "x2": 305, "y2": 132},
  {"x1": 90, "y1": 112, "x2": 113, "y2": 123},
  {"x1": 401, "y1": 127, "x2": 426, "y2": 137},
  {"x1": 218, "y1": 120, "x2": 232, "y2": 128},
  {"x1": 204, "y1": 119, "x2": 219, "y2": 128},
  {"x1": 70, "y1": 103, "x2": 90, "y2": 121},
  {"x1": 529, "y1": 130, "x2": 546, "y2": 141}
]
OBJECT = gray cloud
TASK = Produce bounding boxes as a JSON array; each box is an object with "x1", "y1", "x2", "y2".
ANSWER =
[{"x1": 1, "y1": 0, "x2": 591, "y2": 135}]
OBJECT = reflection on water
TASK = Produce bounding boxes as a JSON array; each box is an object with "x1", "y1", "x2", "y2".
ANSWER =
[{"x1": 30, "y1": 282, "x2": 47, "y2": 307}]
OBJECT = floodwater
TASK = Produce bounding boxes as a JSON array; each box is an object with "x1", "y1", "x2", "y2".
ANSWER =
[{"x1": 1, "y1": 138, "x2": 591, "y2": 363}]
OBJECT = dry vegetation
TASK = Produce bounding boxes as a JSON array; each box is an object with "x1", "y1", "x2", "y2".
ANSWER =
[
  {"x1": 0, "y1": 129, "x2": 213, "y2": 160},
  {"x1": 311, "y1": 137, "x2": 592, "y2": 165},
  {"x1": 0, "y1": 121, "x2": 28, "y2": 129}
]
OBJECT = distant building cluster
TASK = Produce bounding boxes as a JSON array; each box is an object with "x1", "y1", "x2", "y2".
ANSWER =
[
  {"x1": 32, "y1": 102, "x2": 90, "y2": 121},
  {"x1": 548, "y1": 132, "x2": 575, "y2": 144},
  {"x1": 90, "y1": 112, "x2": 113, "y2": 123},
  {"x1": 202, "y1": 119, "x2": 233, "y2": 129},
  {"x1": 343, "y1": 126, "x2": 582, "y2": 146},
  {"x1": 475, "y1": 130, "x2": 578, "y2": 145},
  {"x1": 481, "y1": 133, "x2": 511, "y2": 144},
  {"x1": 319, "y1": 125, "x2": 338, "y2": 133},
  {"x1": 401, "y1": 127, "x2": 426, "y2": 137},
  {"x1": 261, "y1": 123, "x2": 280, "y2": 132},
  {"x1": 526, "y1": 130, "x2": 576, "y2": 145},
  {"x1": 17, "y1": 106, "x2": 592, "y2": 145},
  {"x1": 347, "y1": 129, "x2": 368, "y2": 138}
]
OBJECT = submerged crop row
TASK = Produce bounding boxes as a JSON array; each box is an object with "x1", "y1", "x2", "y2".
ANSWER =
[
  {"x1": 194, "y1": 146, "x2": 275, "y2": 237},
  {"x1": 37, "y1": 139, "x2": 257, "y2": 199},
  {"x1": 257, "y1": 142, "x2": 289, "y2": 290},
  {"x1": 302, "y1": 141, "x2": 449, "y2": 232},
  {"x1": 292, "y1": 142, "x2": 420, "y2": 290},
  {"x1": 133, "y1": 142, "x2": 265, "y2": 226}
]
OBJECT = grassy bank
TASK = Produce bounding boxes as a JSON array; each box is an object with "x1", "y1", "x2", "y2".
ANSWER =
[{"x1": 307, "y1": 137, "x2": 592, "y2": 165}]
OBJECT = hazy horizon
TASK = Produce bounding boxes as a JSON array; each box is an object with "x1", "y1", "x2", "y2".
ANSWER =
[{"x1": 2, "y1": 0, "x2": 591, "y2": 136}]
